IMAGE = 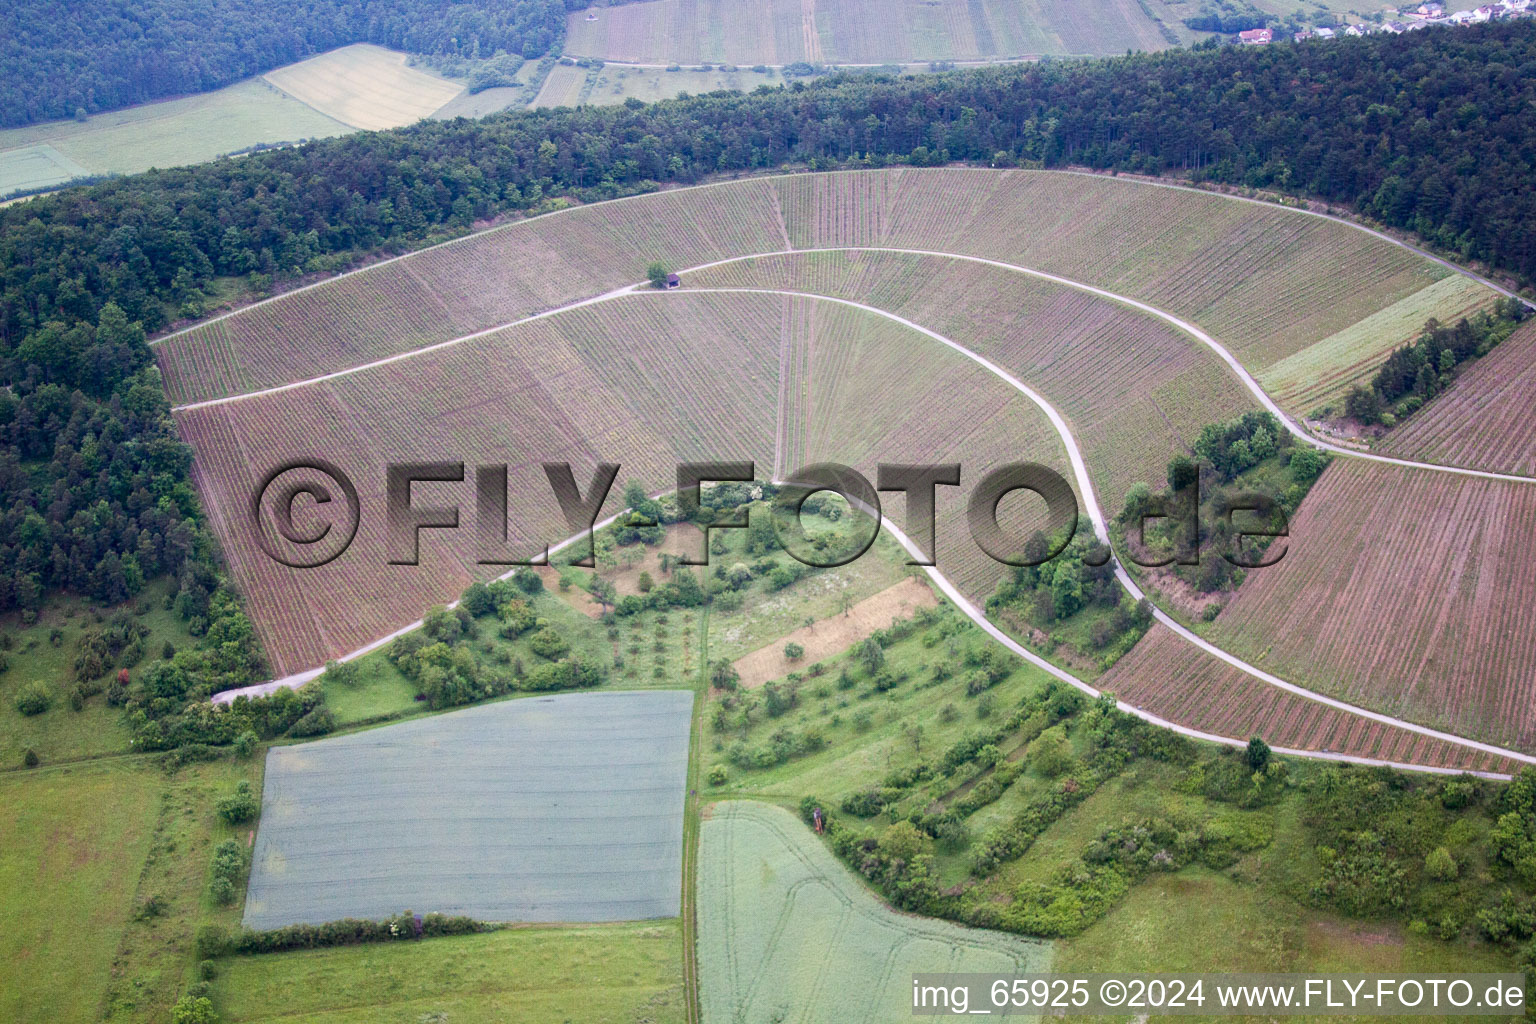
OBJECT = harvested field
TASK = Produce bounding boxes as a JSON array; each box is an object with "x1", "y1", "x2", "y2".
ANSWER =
[
  {"x1": 1100, "y1": 625, "x2": 1520, "y2": 774},
  {"x1": 243, "y1": 690, "x2": 693, "y2": 929},
  {"x1": 1201, "y1": 459, "x2": 1536, "y2": 750},
  {"x1": 697, "y1": 801, "x2": 1049, "y2": 1023},
  {"x1": 564, "y1": 0, "x2": 1187, "y2": 64},
  {"x1": 263, "y1": 44, "x2": 463, "y2": 130},
  {"x1": 1377, "y1": 321, "x2": 1536, "y2": 478},
  {"x1": 731, "y1": 576, "x2": 937, "y2": 688},
  {"x1": 156, "y1": 171, "x2": 1475, "y2": 413}
]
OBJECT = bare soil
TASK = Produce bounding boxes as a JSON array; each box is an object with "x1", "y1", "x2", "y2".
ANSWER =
[{"x1": 730, "y1": 576, "x2": 937, "y2": 689}]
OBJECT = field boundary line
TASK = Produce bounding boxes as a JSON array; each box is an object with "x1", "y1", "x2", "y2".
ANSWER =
[{"x1": 209, "y1": 285, "x2": 1533, "y2": 777}]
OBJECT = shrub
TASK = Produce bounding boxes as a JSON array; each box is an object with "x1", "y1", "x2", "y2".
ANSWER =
[
  {"x1": 784, "y1": 641, "x2": 805, "y2": 660},
  {"x1": 707, "y1": 764, "x2": 729, "y2": 786},
  {"x1": 527, "y1": 627, "x2": 570, "y2": 660},
  {"x1": 23, "y1": 748, "x2": 39, "y2": 768},
  {"x1": 217, "y1": 780, "x2": 259, "y2": 825},
  {"x1": 14, "y1": 681, "x2": 52, "y2": 715},
  {"x1": 170, "y1": 995, "x2": 220, "y2": 1024},
  {"x1": 198, "y1": 959, "x2": 219, "y2": 981},
  {"x1": 233, "y1": 730, "x2": 258, "y2": 760},
  {"x1": 1426, "y1": 846, "x2": 1459, "y2": 882}
]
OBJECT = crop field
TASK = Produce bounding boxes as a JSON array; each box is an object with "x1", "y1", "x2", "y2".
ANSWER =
[
  {"x1": 263, "y1": 44, "x2": 463, "y2": 130},
  {"x1": 1198, "y1": 459, "x2": 1536, "y2": 751},
  {"x1": 211, "y1": 922, "x2": 685, "y2": 1023},
  {"x1": 0, "y1": 80, "x2": 348, "y2": 196},
  {"x1": 1099, "y1": 624, "x2": 1520, "y2": 773},
  {"x1": 698, "y1": 801, "x2": 1049, "y2": 1023},
  {"x1": 155, "y1": 170, "x2": 1472, "y2": 418},
  {"x1": 1378, "y1": 321, "x2": 1536, "y2": 478},
  {"x1": 564, "y1": 0, "x2": 1190, "y2": 65},
  {"x1": 244, "y1": 690, "x2": 692, "y2": 929},
  {"x1": 530, "y1": 63, "x2": 593, "y2": 108},
  {"x1": 556, "y1": 64, "x2": 794, "y2": 109}
]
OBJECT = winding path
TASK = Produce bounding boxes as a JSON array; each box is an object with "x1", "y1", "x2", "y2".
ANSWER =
[{"x1": 197, "y1": 249, "x2": 1534, "y2": 777}]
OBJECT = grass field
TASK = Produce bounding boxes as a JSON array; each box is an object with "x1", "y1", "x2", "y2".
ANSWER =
[
  {"x1": 0, "y1": 753, "x2": 261, "y2": 1024},
  {"x1": 565, "y1": 0, "x2": 1193, "y2": 65},
  {"x1": 0, "y1": 578, "x2": 211, "y2": 765},
  {"x1": 0, "y1": 80, "x2": 349, "y2": 196},
  {"x1": 244, "y1": 690, "x2": 693, "y2": 928},
  {"x1": 263, "y1": 44, "x2": 463, "y2": 130},
  {"x1": 698, "y1": 801, "x2": 1050, "y2": 1023},
  {"x1": 0, "y1": 761, "x2": 163, "y2": 1023},
  {"x1": 0, "y1": 43, "x2": 470, "y2": 197},
  {"x1": 211, "y1": 922, "x2": 685, "y2": 1023}
]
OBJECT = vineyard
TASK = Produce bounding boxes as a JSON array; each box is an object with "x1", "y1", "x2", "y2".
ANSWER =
[
  {"x1": 697, "y1": 801, "x2": 1049, "y2": 1024},
  {"x1": 1378, "y1": 320, "x2": 1536, "y2": 477},
  {"x1": 691, "y1": 248, "x2": 1260, "y2": 512},
  {"x1": 1201, "y1": 459, "x2": 1536, "y2": 751},
  {"x1": 563, "y1": 0, "x2": 1189, "y2": 64},
  {"x1": 178, "y1": 290, "x2": 1069, "y2": 673},
  {"x1": 1099, "y1": 625, "x2": 1520, "y2": 774},
  {"x1": 155, "y1": 169, "x2": 1485, "y2": 417}
]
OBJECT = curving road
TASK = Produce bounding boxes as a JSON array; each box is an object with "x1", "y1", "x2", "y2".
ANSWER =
[{"x1": 196, "y1": 250, "x2": 1534, "y2": 776}]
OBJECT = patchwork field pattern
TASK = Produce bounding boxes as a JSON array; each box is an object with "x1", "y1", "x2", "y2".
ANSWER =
[
  {"x1": 1203, "y1": 459, "x2": 1536, "y2": 751},
  {"x1": 1378, "y1": 321, "x2": 1536, "y2": 478},
  {"x1": 564, "y1": 0, "x2": 1187, "y2": 64},
  {"x1": 263, "y1": 44, "x2": 463, "y2": 130},
  {"x1": 244, "y1": 690, "x2": 692, "y2": 929},
  {"x1": 1100, "y1": 625, "x2": 1521, "y2": 774},
  {"x1": 698, "y1": 801, "x2": 1049, "y2": 1023}
]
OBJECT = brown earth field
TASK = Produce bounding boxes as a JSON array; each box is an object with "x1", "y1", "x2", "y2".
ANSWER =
[{"x1": 730, "y1": 575, "x2": 938, "y2": 688}]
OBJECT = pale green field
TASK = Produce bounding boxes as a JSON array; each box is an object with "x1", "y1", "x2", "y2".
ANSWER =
[
  {"x1": 0, "y1": 79, "x2": 349, "y2": 195},
  {"x1": 212, "y1": 922, "x2": 685, "y2": 1023},
  {"x1": 698, "y1": 801, "x2": 1050, "y2": 1024},
  {"x1": 1258, "y1": 274, "x2": 1497, "y2": 415},
  {"x1": 0, "y1": 761, "x2": 163, "y2": 1023}
]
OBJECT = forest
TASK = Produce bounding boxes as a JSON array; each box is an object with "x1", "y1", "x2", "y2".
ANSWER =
[
  {"x1": 0, "y1": 0, "x2": 572, "y2": 126},
  {"x1": 2, "y1": 22, "x2": 1534, "y2": 630}
]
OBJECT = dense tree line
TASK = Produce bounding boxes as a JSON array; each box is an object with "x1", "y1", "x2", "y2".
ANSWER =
[
  {"x1": 1344, "y1": 298, "x2": 1531, "y2": 424},
  {"x1": 0, "y1": 0, "x2": 573, "y2": 126},
  {"x1": 3, "y1": 22, "x2": 1533, "y2": 624}
]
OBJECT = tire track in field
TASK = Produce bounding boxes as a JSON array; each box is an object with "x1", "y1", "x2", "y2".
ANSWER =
[{"x1": 196, "y1": 260, "x2": 1535, "y2": 776}]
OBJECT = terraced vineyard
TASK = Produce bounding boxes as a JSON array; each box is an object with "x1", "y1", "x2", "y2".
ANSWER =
[
  {"x1": 1100, "y1": 625, "x2": 1520, "y2": 774},
  {"x1": 156, "y1": 169, "x2": 1486, "y2": 414},
  {"x1": 159, "y1": 167, "x2": 1523, "y2": 766},
  {"x1": 1203, "y1": 459, "x2": 1536, "y2": 751},
  {"x1": 690, "y1": 248, "x2": 1260, "y2": 511},
  {"x1": 179, "y1": 290, "x2": 1068, "y2": 673},
  {"x1": 1378, "y1": 320, "x2": 1536, "y2": 477}
]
